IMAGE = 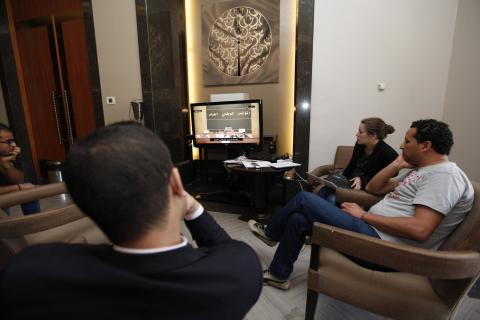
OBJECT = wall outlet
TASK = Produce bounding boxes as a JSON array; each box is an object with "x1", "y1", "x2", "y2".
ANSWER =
[{"x1": 106, "y1": 96, "x2": 116, "y2": 105}]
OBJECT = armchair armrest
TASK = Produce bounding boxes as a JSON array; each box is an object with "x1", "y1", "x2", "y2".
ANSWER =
[
  {"x1": 335, "y1": 188, "x2": 382, "y2": 208},
  {"x1": 311, "y1": 222, "x2": 480, "y2": 279},
  {"x1": 0, "y1": 205, "x2": 85, "y2": 238},
  {"x1": 0, "y1": 182, "x2": 67, "y2": 208}
]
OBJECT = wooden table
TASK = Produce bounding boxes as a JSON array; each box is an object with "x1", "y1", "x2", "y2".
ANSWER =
[{"x1": 226, "y1": 164, "x2": 294, "y2": 215}]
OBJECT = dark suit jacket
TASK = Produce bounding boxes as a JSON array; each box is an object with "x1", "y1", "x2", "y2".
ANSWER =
[
  {"x1": 0, "y1": 211, "x2": 262, "y2": 320},
  {"x1": 342, "y1": 140, "x2": 398, "y2": 189}
]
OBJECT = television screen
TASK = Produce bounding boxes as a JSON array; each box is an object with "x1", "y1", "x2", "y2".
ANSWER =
[{"x1": 191, "y1": 99, "x2": 263, "y2": 147}]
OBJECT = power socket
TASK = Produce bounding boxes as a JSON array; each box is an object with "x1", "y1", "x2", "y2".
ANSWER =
[{"x1": 106, "y1": 96, "x2": 116, "y2": 105}]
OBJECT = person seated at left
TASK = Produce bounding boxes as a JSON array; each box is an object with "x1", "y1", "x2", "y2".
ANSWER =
[{"x1": 0, "y1": 123, "x2": 40, "y2": 215}]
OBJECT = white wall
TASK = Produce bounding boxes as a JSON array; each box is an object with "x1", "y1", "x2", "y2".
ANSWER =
[
  {"x1": 308, "y1": 0, "x2": 459, "y2": 169},
  {"x1": 92, "y1": 0, "x2": 142, "y2": 124},
  {"x1": 443, "y1": 0, "x2": 480, "y2": 181}
]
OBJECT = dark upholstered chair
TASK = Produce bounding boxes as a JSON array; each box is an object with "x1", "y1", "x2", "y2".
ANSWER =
[
  {"x1": 0, "y1": 183, "x2": 109, "y2": 269},
  {"x1": 305, "y1": 181, "x2": 480, "y2": 320}
]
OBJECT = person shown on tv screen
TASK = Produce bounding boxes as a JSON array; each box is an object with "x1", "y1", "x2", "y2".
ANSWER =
[{"x1": 309, "y1": 117, "x2": 398, "y2": 204}]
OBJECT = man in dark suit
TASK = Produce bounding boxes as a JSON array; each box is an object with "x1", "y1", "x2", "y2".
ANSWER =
[{"x1": 0, "y1": 122, "x2": 262, "y2": 319}]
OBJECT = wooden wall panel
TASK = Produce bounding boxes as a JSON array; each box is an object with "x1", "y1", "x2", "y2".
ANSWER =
[
  {"x1": 61, "y1": 18, "x2": 96, "y2": 140},
  {"x1": 11, "y1": 0, "x2": 82, "y2": 22},
  {"x1": 16, "y1": 26, "x2": 66, "y2": 160}
]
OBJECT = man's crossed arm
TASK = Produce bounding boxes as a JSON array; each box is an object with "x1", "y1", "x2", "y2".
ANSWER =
[
  {"x1": 341, "y1": 202, "x2": 444, "y2": 242},
  {"x1": 341, "y1": 155, "x2": 444, "y2": 243}
]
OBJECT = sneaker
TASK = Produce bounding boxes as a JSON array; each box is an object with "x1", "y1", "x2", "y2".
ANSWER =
[
  {"x1": 263, "y1": 270, "x2": 291, "y2": 290},
  {"x1": 305, "y1": 236, "x2": 312, "y2": 245},
  {"x1": 248, "y1": 220, "x2": 277, "y2": 247}
]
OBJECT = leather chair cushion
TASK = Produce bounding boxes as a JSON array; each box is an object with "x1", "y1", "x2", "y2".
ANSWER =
[
  {"x1": 311, "y1": 248, "x2": 449, "y2": 320},
  {"x1": 24, "y1": 216, "x2": 108, "y2": 245}
]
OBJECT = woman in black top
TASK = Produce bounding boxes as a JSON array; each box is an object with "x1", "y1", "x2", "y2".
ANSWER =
[{"x1": 316, "y1": 117, "x2": 398, "y2": 203}]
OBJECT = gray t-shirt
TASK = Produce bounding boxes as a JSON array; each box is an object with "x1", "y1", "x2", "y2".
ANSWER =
[{"x1": 369, "y1": 162, "x2": 474, "y2": 249}]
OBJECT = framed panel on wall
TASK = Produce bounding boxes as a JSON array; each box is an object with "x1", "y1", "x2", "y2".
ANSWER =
[{"x1": 202, "y1": 0, "x2": 279, "y2": 86}]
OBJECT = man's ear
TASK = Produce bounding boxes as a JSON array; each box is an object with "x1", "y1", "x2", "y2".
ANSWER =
[
  {"x1": 419, "y1": 141, "x2": 432, "y2": 152},
  {"x1": 169, "y1": 168, "x2": 185, "y2": 197}
]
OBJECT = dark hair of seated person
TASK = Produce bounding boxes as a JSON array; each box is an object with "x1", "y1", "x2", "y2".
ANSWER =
[
  {"x1": 0, "y1": 123, "x2": 12, "y2": 133},
  {"x1": 361, "y1": 117, "x2": 395, "y2": 140},
  {"x1": 63, "y1": 121, "x2": 173, "y2": 245},
  {"x1": 411, "y1": 119, "x2": 453, "y2": 155}
]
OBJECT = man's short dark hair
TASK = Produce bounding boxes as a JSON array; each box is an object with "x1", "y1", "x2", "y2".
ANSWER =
[
  {"x1": 410, "y1": 119, "x2": 454, "y2": 155},
  {"x1": 0, "y1": 123, "x2": 12, "y2": 133},
  {"x1": 64, "y1": 122, "x2": 174, "y2": 245}
]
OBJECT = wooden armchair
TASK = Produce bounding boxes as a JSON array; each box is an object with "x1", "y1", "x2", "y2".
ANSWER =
[
  {"x1": 306, "y1": 181, "x2": 480, "y2": 320},
  {"x1": 0, "y1": 183, "x2": 109, "y2": 269}
]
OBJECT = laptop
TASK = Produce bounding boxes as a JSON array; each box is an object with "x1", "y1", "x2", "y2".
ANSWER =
[{"x1": 307, "y1": 172, "x2": 352, "y2": 190}]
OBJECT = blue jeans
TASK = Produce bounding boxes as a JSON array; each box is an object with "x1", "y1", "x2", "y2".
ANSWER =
[
  {"x1": 2, "y1": 200, "x2": 41, "y2": 215},
  {"x1": 265, "y1": 191, "x2": 379, "y2": 279},
  {"x1": 315, "y1": 186, "x2": 336, "y2": 205}
]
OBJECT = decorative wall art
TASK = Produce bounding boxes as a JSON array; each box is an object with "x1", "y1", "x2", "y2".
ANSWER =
[{"x1": 202, "y1": 0, "x2": 280, "y2": 86}]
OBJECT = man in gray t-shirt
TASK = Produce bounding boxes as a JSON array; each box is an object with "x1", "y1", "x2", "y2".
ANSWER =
[
  {"x1": 369, "y1": 162, "x2": 473, "y2": 249},
  {"x1": 343, "y1": 119, "x2": 474, "y2": 250},
  {"x1": 249, "y1": 119, "x2": 474, "y2": 290}
]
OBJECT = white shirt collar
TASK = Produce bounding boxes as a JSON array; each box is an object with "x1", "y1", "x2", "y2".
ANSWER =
[
  {"x1": 111, "y1": 205, "x2": 204, "y2": 255},
  {"x1": 113, "y1": 235, "x2": 188, "y2": 254}
]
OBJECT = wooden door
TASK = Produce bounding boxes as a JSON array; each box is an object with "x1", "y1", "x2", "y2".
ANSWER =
[
  {"x1": 16, "y1": 25, "x2": 66, "y2": 161},
  {"x1": 2, "y1": 0, "x2": 102, "y2": 179},
  {"x1": 12, "y1": 14, "x2": 98, "y2": 163},
  {"x1": 60, "y1": 18, "x2": 96, "y2": 140}
]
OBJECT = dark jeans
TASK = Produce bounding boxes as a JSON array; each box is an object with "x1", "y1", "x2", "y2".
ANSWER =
[
  {"x1": 315, "y1": 186, "x2": 336, "y2": 205},
  {"x1": 2, "y1": 200, "x2": 41, "y2": 215},
  {"x1": 265, "y1": 191, "x2": 380, "y2": 279}
]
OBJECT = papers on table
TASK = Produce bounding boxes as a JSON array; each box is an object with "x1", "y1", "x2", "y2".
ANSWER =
[
  {"x1": 224, "y1": 159, "x2": 243, "y2": 164},
  {"x1": 224, "y1": 158, "x2": 301, "y2": 169},
  {"x1": 242, "y1": 161, "x2": 271, "y2": 168},
  {"x1": 269, "y1": 161, "x2": 301, "y2": 169}
]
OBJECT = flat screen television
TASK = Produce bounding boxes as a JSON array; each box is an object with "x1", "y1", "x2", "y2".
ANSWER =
[{"x1": 190, "y1": 99, "x2": 263, "y2": 147}]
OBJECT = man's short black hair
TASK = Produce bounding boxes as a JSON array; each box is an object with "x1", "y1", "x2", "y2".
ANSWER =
[
  {"x1": 410, "y1": 119, "x2": 454, "y2": 155},
  {"x1": 64, "y1": 122, "x2": 174, "y2": 245},
  {"x1": 0, "y1": 123, "x2": 12, "y2": 133}
]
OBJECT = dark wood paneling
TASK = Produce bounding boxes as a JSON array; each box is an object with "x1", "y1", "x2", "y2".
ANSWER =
[
  {"x1": 16, "y1": 26, "x2": 65, "y2": 161},
  {"x1": 0, "y1": 0, "x2": 104, "y2": 180},
  {"x1": 61, "y1": 18, "x2": 96, "y2": 140},
  {"x1": 11, "y1": 0, "x2": 82, "y2": 22},
  {"x1": 0, "y1": 1, "x2": 36, "y2": 180},
  {"x1": 293, "y1": 0, "x2": 315, "y2": 171},
  {"x1": 81, "y1": 0, "x2": 105, "y2": 128},
  {"x1": 136, "y1": 0, "x2": 190, "y2": 165}
]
